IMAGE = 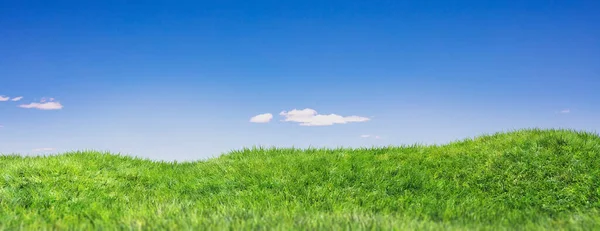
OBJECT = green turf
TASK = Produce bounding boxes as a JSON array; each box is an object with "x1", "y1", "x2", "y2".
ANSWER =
[{"x1": 1, "y1": 128, "x2": 600, "y2": 230}]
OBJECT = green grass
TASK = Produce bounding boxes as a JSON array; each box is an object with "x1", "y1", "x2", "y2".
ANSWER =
[{"x1": 1, "y1": 128, "x2": 600, "y2": 230}]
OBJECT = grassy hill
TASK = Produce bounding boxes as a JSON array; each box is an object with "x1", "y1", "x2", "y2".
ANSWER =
[{"x1": 1, "y1": 129, "x2": 599, "y2": 230}]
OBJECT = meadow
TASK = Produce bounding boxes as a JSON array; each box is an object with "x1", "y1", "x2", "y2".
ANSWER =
[{"x1": 1, "y1": 128, "x2": 599, "y2": 230}]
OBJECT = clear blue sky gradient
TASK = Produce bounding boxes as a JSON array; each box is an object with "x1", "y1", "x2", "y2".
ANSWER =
[{"x1": 1, "y1": 0, "x2": 599, "y2": 161}]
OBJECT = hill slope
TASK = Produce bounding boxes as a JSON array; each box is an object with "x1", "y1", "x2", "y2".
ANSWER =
[{"x1": 1, "y1": 129, "x2": 600, "y2": 230}]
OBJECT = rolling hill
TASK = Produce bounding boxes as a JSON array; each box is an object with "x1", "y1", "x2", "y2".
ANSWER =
[{"x1": 1, "y1": 129, "x2": 599, "y2": 230}]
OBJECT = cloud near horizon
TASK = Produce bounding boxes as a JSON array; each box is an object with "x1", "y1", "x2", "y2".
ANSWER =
[
  {"x1": 360, "y1": 134, "x2": 381, "y2": 139},
  {"x1": 279, "y1": 108, "x2": 370, "y2": 126},
  {"x1": 249, "y1": 113, "x2": 273, "y2": 123},
  {"x1": 32, "y1": 147, "x2": 55, "y2": 152}
]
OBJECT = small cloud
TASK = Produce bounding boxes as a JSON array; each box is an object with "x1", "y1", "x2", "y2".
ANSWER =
[
  {"x1": 0, "y1": 96, "x2": 9, "y2": 101},
  {"x1": 250, "y1": 113, "x2": 273, "y2": 123},
  {"x1": 32, "y1": 147, "x2": 55, "y2": 152},
  {"x1": 559, "y1": 109, "x2": 570, "y2": 114},
  {"x1": 279, "y1": 108, "x2": 370, "y2": 126},
  {"x1": 19, "y1": 101, "x2": 63, "y2": 110},
  {"x1": 11, "y1": 96, "x2": 23, "y2": 101},
  {"x1": 360, "y1": 134, "x2": 382, "y2": 139}
]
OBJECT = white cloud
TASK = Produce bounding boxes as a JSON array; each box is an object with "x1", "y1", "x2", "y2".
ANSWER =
[
  {"x1": 32, "y1": 147, "x2": 55, "y2": 152},
  {"x1": 19, "y1": 101, "x2": 63, "y2": 110},
  {"x1": 559, "y1": 109, "x2": 570, "y2": 114},
  {"x1": 11, "y1": 96, "x2": 23, "y2": 101},
  {"x1": 279, "y1": 108, "x2": 370, "y2": 126},
  {"x1": 0, "y1": 96, "x2": 9, "y2": 101},
  {"x1": 250, "y1": 113, "x2": 273, "y2": 123},
  {"x1": 360, "y1": 134, "x2": 382, "y2": 139}
]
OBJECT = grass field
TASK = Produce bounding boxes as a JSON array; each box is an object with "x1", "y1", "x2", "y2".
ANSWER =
[{"x1": 1, "y1": 128, "x2": 599, "y2": 230}]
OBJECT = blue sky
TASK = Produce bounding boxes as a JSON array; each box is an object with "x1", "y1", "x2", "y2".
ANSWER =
[{"x1": 1, "y1": 0, "x2": 599, "y2": 161}]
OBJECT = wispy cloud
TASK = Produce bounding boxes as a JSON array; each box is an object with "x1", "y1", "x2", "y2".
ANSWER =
[
  {"x1": 0, "y1": 96, "x2": 9, "y2": 101},
  {"x1": 11, "y1": 96, "x2": 23, "y2": 101},
  {"x1": 250, "y1": 113, "x2": 273, "y2": 123},
  {"x1": 279, "y1": 108, "x2": 370, "y2": 126},
  {"x1": 558, "y1": 109, "x2": 570, "y2": 114},
  {"x1": 19, "y1": 101, "x2": 63, "y2": 110},
  {"x1": 32, "y1": 147, "x2": 55, "y2": 152},
  {"x1": 360, "y1": 134, "x2": 382, "y2": 139}
]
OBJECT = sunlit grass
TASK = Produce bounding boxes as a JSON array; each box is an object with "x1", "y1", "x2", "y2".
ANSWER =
[{"x1": 1, "y1": 128, "x2": 599, "y2": 230}]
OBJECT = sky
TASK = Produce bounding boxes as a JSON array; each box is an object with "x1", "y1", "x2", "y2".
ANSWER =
[{"x1": 1, "y1": 0, "x2": 599, "y2": 161}]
